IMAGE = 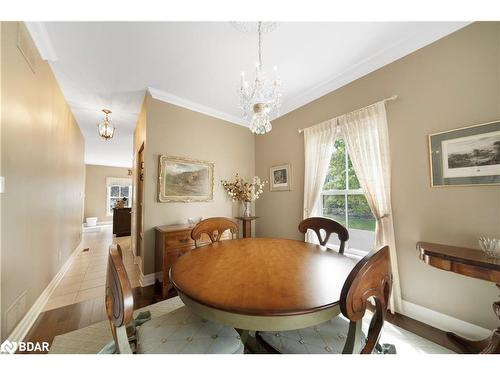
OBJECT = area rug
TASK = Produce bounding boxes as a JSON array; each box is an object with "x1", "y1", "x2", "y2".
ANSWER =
[
  {"x1": 49, "y1": 297, "x2": 184, "y2": 354},
  {"x1": 49, "y1": 296, "x2": 453, "y2": 354}
]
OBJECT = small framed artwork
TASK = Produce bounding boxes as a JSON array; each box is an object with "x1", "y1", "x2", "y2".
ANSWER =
[
  {"x1": 158, "y1": 155, "x2": 214, "y2": 202},
  {"x1": 429, "y1": 120, "x2": 500, "y2": 187},
  {"x1": 270, "y1": 163, "x2": 292, "y2": 191}
]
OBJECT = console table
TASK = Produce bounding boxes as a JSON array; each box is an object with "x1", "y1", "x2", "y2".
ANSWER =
[
  {"x1": 417, "y1": 241, "x2": 500, "y2": 354},
  {"x1": 235, "y1": 216, "x2": 258, "y2": 238}
]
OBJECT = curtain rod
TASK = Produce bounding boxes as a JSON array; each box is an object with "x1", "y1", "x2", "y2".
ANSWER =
[{"x1": 297, "y1": 94, "x2": 398, "y2": 134}]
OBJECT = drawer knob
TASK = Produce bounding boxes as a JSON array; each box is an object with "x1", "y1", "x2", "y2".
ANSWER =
[{"x1": 179, "y1": 238, "x2": 189, "y2": 243}]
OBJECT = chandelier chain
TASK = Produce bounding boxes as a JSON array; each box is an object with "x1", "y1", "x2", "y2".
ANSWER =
[{"x1": 258, "y1": 21, "x2": 262, "y2": 68}]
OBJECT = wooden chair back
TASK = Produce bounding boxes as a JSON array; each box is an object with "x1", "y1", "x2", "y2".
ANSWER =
[
  {"x1": 298, "y1": 217, "x2": 349, "y2": 254},
  {"x1": 190, "y1": 217, "x2": 238, "y2": 248},
  {"x1": 105, "y1": 244, "x2": 134, "y2": 354},
  {"x1": 340, "y1": 245, "x2": 392, "y2": 354}
]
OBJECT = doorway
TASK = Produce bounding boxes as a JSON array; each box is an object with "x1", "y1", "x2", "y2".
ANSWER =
[{"x1": 135, "y1": 143, "x2": 145, "y2": 260}]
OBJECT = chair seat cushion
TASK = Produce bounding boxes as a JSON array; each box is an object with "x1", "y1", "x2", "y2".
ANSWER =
[
  {"x1": 136, "y1": 306, "x2": 243, "y2": 354},
  {"x1": 259, "y1": 316, "x2": 366, "y2": 354}
]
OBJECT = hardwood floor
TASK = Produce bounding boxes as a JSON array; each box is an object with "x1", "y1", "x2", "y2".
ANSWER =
[
  {"x1": 384, "y1": 311, "x2": 463, "y2": 353},
  {"x1": 22, "y1": 281, "x2": 462, "y2": 354},
  {"x1": 21, "y1": 283, "x2": 171, "y2": 354}
]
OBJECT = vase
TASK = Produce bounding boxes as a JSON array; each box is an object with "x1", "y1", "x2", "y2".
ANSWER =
[{"x1": 241, "y1": 201, "x2": 251, "y2": 217}]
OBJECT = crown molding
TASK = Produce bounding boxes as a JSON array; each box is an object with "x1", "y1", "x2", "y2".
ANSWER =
[
  {"x1": 276, "y1": 22, "x2": 471, "y2": 119},
  {"x1": 24, "y1": 22, "x2": 58, "y2": 61},
  {"x1": 148, "y1": 87, "x2": 248, "y2": 127}
]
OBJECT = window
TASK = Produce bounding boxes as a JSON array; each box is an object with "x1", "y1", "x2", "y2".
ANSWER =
[
  {"x1": 321, "y1": 138, "x2": 375, "y2": 255},
  {"x1": 107, "y1": 184, "x2": 132, "y2": 216}
]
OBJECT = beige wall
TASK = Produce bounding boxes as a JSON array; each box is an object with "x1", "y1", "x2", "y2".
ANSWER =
[
  {"x1": 256, "y1": 22, "x2": 500, "y2": 329},
  {"x1": 132, "y1": 94, "x2": 255, "y2": 275},
  {"x1": 84, "y1": 164, "x2": 131, "y2": 223},
  {"x1": 1, "y1": 22, "x2": 85, "y2": 339}
]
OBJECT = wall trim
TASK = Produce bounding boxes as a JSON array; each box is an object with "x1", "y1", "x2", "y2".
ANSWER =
[
  {"x1": 278, "y1": 23, "x2": 470, "y2": 118},
  {"x1": 148, "y1": 87, "x2": 248, "y2": 127},
  {"x1": 23, "y1": 22, "x2": 58, "y2": 61},
  {"x1": 401, "y1": 299, "x2": 491, "y2": 340},
  {"x1": 5, "y1": 240, "x2": 82, "y2": 344},
  {"x1": 139, "y1": 269, "x2": 156, "y2": 287}
]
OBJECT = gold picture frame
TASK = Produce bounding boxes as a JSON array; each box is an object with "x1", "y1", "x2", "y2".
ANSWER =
[
  {"x1": 158, "y1": 155, "x2": 214, "y2": 202},
  {"x1": 270, "y1": 163, "x2": 292, "y2": 191},
  {"x1": 428, "y1": 119, "x2": 500, "y2": 187}
]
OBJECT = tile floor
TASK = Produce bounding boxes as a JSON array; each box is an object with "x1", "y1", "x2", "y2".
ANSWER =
[{"x1": 43, "y1": 225, "x2": 141, "y2": 311}]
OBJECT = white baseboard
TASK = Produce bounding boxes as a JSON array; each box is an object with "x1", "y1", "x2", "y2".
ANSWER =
[
  {"x1": 139, "y1": 270, "x2": 156, "y2": 287},
  {"x1": 401, "y1": 300, "x2": 491, "y2": 339},
  {"x1": 5, "y1": 240, "x2": 82, "y2": 344}
]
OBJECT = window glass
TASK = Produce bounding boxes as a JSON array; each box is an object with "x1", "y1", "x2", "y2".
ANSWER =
[
  {"x1": 321, "y1": 138, "x2": 375, "y2": 254},
  {"x1": 120, "y1": 186, "x2": 129, "y2": 196},
  {"x1": 322, "y1": 195, "x2": 346, "y2": 226},
  {"x1": 107, "y1": 184, "x2": 132, "y2": 215},
  {"x1": 110, "y1": 185, "x2": 120, "y2": 197}
]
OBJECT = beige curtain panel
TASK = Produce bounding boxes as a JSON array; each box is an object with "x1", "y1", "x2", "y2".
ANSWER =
[
  {"x1": 302, "y1": 100, "x2": 402, "y2": 313},
  {"x1": 302, "y1": 120, "x2": 338, "y2": 243}
]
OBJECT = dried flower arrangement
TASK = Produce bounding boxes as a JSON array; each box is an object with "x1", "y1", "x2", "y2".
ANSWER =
[{"x1": 221, "y1": 174, "x2": 267, "y2": 202}]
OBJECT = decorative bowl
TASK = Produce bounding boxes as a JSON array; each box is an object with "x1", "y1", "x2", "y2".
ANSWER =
[{"x1": 478, "y1": 237, "x2": 500, "y2": 259}]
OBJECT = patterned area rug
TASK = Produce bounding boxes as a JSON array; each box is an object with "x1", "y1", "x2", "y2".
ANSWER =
[{"x1": 49, "y1": 296, "x2": 453, "y2": 354}]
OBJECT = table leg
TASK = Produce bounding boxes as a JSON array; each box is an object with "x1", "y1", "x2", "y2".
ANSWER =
[
  {"x1": 242, "y1": 221, "x2": 251, "y2": 238},
  {"x1": 447, "y1": 284, "x2": 500, "y2": 354}
]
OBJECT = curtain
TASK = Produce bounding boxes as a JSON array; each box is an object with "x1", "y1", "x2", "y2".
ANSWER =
[
  {"x1": 338, "y1": 102, "x2": 402, "y2": 312},
  {"x1": 302, "y1": 120, "x2": 339, "y2": 243}
]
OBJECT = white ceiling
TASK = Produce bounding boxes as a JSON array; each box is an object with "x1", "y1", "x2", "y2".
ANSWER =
[{"x1": 27, "y1": 22, "x2": 469, "y2": 167}]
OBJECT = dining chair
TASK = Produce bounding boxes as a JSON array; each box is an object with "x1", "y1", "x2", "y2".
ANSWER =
[
  {"x1": 258, "y1": 245, "x2": 392, "y2": 354},
  {"x1": 298, "y1": 217, "x2": 349, "y2": 254},
  {"x1": 105, "y1": 244, "x2": 244, "y2": 354},
  {"x1": 191, "y1": 217, "x2": 238, "y2": 248}
]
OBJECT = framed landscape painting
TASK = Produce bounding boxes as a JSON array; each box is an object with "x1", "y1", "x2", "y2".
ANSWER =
[
  {"x1": 158, "y1": 155, "x2": 214, "y2": 202},
  {"x1": 429, "y1": 120, "x2": 500, "y2": 187},
  {"x1": 270, "y1": 163, "x2": 292, "y2": 191}
]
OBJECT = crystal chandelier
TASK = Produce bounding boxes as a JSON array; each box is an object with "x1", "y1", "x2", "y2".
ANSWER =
[
  {"x1": 239, "y1": 22, "x2": 282, "y2": 134},
  {"x1": 97, "y1": 109, "x2": 115, "y2": 140}
]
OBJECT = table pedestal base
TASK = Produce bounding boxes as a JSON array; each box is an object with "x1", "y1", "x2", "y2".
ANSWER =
[
  {"x1": 448, "y1": 284, "x2": 500, "y2": 354},
  {"x1": 447, "y1": 330, "x2": 500, "y2": 354}
]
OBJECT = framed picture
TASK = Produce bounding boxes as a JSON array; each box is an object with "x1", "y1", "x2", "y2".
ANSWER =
[
  {"x1": 429, "y1": 120, "x2": 500, "y2": 187},
  {"x1": 270, "y1": 163, "x2": 292, "y2": 191},
  {"x1": 158, "y1": 155, "x2": 214, "y2": 202}
]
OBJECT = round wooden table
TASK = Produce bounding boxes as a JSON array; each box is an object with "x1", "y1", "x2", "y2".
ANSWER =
[{"x1": 170, "y1": 237, "x2": 356, "y2": 331}]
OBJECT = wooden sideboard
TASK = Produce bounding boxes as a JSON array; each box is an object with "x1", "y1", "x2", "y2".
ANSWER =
[
  {"x1": 113, "y1": 208, "x2": 131, "y2": 237},
  {"x1": 155, "y1": 224, "x2": 231, "y2": 298},
  {"x1": 417, "y1": 241, "x2": 500, "y2": 354}
]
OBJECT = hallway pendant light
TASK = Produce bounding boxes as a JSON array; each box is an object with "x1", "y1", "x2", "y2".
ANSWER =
[
  {"x1": 237, "y1": 22, "x2": 282, "y2": 135},
  {"x1": 97, "y1": 109, "x2": 115, "y2": 140}
]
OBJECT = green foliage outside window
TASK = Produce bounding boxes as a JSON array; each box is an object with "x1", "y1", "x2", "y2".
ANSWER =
[{"x1": 322, "y1": 139, "x2": 375, "y2": 232}]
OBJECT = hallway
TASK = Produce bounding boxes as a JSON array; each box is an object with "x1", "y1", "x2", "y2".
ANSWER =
[{"x1": 43, "y1": 225, "x2": 140, "y2": 312}]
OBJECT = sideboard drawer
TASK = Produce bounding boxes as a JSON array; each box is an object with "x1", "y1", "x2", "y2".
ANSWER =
[{"x1": 165, "y1": 232, "x2": 194, "y2": 249}]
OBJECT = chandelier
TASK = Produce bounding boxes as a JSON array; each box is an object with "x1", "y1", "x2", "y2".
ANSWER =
[
  {"x1": 97, "y1": 109, "x2": 115, "y2": 140},
  {"x1": 238, "y1": 22, "x2": 282, "y2": 134}
]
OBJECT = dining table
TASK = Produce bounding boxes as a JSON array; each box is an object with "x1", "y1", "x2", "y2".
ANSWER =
[{"x1": 170, "y1": 237, "x2": 357, "y2": 348}]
